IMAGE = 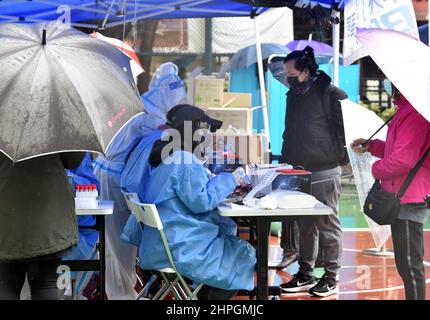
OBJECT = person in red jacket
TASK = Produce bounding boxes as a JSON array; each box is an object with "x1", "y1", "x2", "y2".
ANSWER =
[{"x1": 352, "y1": 83, "x2": 430, "y2": 300}]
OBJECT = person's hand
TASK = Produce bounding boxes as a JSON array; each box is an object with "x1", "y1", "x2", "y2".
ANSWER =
[
  {"x1": 351, "y1": 138, "x2": 368, "y2": 154},
  {"x1": 232, "y1": 167, "x2": 245, "y2": 186}
]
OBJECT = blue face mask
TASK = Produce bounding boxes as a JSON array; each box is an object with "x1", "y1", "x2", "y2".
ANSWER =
[{"x1": 383, "y1": 79, "x2": 392, "y2": 97}]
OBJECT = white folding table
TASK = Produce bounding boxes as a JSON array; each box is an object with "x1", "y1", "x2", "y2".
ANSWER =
[
  {"x1": 63, "y1": 200, "x2": 114, "y2": 300},
  {"x1": 218, "y1": 202, "x2": 333, "y2": 300}
]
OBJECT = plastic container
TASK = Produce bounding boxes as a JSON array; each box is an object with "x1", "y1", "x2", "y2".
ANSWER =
[
  {"x1": 272, "y1": 169, "x2": 312, "y2": 194},
  {"x1": 74, "y1": 184, "x2": 98, "y2": 209}
]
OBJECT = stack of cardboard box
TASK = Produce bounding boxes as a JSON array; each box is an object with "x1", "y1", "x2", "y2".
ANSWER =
[{"x1": 188, "y1": 74, "x2": 267, "y2": 164}]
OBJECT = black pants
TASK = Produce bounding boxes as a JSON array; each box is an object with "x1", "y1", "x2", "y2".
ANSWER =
[
  {"x1": 0, "y1": 259, "x2": 61, "y2": 300},
  {"x1": 281, "y1": 218, "x2": 299, "y2": 253},
  {"x1": 281, "y1": 167, "x2": 342, "y2": 275},
  {"x1": 197, "y1": 285, "x2": 238, "y2": 300},
  {"x1": 391, "y1": 219, "x2": 426, "y2": 300}
]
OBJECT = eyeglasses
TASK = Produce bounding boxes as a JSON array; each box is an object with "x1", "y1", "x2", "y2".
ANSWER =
[{"x1": 196, "y1": 121, "x2": 210, "y2": 130}]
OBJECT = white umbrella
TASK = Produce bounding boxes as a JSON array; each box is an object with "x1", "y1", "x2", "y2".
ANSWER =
[
  {"x1": 341, "y1": 99, "x2": 387, "y2": 145},
  {"x1": 341, "y1": 99, "x2": 391, "y2": 249},
  {"x1": 356, "y1": 28, "x2": 430, "y2": 122}
]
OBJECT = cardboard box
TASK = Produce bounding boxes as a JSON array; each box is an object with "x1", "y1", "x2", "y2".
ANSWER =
[
  {"x1": 206, "y1": 107, "x2": 252, "y2": 133},
  {"x1": 210, "y1": 133, "x2": 267, "y2": 164},
  {"x1": 193, "y1": 76, "x2": 224, "y2": 109},
  {"x1": 222, "y1": 92, "x2": 252, "y2": 108}
]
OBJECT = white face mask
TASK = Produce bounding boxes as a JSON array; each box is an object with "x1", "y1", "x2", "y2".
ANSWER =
[{"x1": 383, "y1": 79, "x2": 393, "y2": 97}]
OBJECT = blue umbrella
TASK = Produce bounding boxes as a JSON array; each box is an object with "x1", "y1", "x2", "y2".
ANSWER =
[{"x1": 229, "y1": 43, "x2": 291, "y2": 70}]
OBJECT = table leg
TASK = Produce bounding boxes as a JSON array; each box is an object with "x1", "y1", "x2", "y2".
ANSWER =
[
  {"x1": 256, "y1": 217, "x2": 270, "y2": 300},
  {"x1": 99, "y1": 215, "x2": 106, "y2": 300}
]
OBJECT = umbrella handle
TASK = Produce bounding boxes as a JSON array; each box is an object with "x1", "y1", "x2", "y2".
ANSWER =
[
  {"x1": 363, "y1": 113, "x2": 396, "y2": 147},
  {"x1": 42, "y1": 28, "x2": 47, "y2": 46}
]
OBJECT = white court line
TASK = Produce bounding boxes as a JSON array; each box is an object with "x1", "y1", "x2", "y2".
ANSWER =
[
  {"x1": 340, "y1": 265, "x2": 397, "y2": 269},
  {"x1": 343, "y1": 248, "x2": 365, "y2": 253},
  {"x1": 341, "y1": 228, "x2": 430, "y2": 232}
]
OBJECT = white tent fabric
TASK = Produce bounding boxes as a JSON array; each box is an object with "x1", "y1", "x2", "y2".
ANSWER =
[{"x1": 188, "y1": 8, "x2": 293, "y2": 54}]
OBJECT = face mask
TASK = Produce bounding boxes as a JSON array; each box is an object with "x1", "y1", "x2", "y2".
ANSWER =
[
  {"x1": 287, "y1": 76, "x2": 301, "y2": 89},
  {"x1": 288, "y1": 75, "x2": 311, "y2": 94},
  {"x1": 383, "y1": 79, "x2": 392, "y2": 97}
]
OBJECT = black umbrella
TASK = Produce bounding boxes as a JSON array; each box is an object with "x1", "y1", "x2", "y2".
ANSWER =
[{"x1": 0, "y1": 23, "x2": 144, "y2": 162}]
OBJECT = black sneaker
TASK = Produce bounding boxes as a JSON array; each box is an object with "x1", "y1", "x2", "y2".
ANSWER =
[
  {"x1": 309, "y1": 275, "x2": 338, "y2": 297},
  {"x1": 280, "y1": 272, "x2": 317, "y2": 293}
]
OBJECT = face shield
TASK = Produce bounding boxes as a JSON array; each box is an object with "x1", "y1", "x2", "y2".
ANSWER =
[
  {"x1": 267, "y1": 59, "x2": 290, "y2": 89},
  {"x1": 193, "y1": 122, "x2": 212, "y2": 160},
  {"x1": 141, "y1": 62, "x2": 188, "y2": 128}
]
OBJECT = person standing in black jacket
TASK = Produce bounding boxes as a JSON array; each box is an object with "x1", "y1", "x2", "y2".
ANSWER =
[
  {"x1": 279, "y1": 47, "x2": 347, "y2": 297},
  {"x1": 0, "y1": 152, "x2": 85, "y2": 300}
]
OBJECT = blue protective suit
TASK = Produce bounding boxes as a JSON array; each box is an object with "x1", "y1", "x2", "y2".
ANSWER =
[
  {"x1": 93, "y1": 115, "x2": 148, "y2": 300},
  {"x1": 138, "y1": 151, "x2": 256, "y2": 291},
  {"x1": 120, "y1": 130, "x2": 238, "y2": 247},
  {"x1": 120, "y1": 129, "x2": 163, "y2": 247},
  {"x1": 93, "y1": 62, "x2": 189, "y2": 299}
]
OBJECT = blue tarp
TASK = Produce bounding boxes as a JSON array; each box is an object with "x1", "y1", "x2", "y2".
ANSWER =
[{"x1": 0, "y1": 0, "x2": 266, "y2": 25}]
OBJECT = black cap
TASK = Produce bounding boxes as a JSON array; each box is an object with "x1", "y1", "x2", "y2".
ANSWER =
[
  {"x1": 167, "y1": 104, "x2": 223, "y2": 133},
  {"x1": 166, "y1": 104, "x2": 187, "y2": 124}
]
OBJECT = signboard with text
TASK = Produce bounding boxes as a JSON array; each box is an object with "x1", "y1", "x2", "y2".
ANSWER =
[{"x1": 343, "y1": 0, "x2": 419, "y2": 65}]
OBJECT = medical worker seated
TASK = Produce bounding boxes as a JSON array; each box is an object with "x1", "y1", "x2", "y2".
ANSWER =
[
  {"x1": 138, "y1": 105, "x2": 256, "y2": 300},
  {"x1": 94, "y1": 62, "x2": 188, "y2": 299},
  {"x1": 121, "y1": 105, "x2": 187, "y2": 248}
]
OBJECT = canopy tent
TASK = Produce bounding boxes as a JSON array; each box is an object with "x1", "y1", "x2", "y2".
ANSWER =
[
  {"x1": 0, "y1": 0, "x2": 266, "y2": 28},
  {"x1": 233, "y1": 0, "x2": 343, "y2": 27}
]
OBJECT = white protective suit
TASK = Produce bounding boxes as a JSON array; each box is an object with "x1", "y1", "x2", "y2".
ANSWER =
[{"x1": 93, "y1": 62, "x2": 187, "y2": 299}]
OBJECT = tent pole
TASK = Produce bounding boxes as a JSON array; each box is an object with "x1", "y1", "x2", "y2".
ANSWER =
[
  {"x1": 253, "y1": 14, "x2": 271, "y2": 154},
  {"x1": 204, "y1": 18, "x2": 213, "y2": 75},
  {"x1": 331, "y1": 8, "x2": 341, "y2": 86}
]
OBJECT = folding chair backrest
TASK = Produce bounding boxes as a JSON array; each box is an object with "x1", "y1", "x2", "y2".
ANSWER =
[
  {"x1": 122, "y1": 190, "x2": 139, "y2": 210},
  {"x1": 122, "y1": 193, "x2": 178, "y2": 269},
  {"x1": 122, "y1": 190, "x2": 146, "y2": 225},
  {"x1": 129, "y1": 199, "x2": 164, "y2": 231},
  {"x1": 133, "y1": 201, "x2": 179, "y2": 272}
]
